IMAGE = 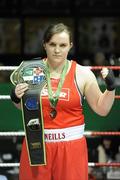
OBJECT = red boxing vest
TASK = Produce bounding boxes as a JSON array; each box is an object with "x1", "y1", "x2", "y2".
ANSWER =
[{"x1": 41, "y1": 60, "x2": 84, "y2": 129}]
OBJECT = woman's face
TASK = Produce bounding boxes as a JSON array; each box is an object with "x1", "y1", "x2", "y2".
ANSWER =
[{"x1": 44, "y1": 31, "x2": 72, "y2": 65}]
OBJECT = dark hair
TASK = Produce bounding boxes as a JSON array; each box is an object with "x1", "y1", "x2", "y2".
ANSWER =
[{"x1": 43, "y1": 23, "x2": 73, "y2": 43}]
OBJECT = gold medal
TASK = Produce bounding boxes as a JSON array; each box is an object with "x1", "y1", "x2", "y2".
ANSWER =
[{"x1": 50, "y1": 109, "x2": 57, "y2": 119}]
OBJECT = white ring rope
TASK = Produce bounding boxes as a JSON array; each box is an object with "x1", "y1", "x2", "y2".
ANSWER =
[
  {"x1": 0, "y1": 162, "x2": 101, "y2": 167},
  {"x1": 0, "y1": 162, "x2": 120, "y2": 167},
  {"x1": 0, "y1": 95, "x2": 10, "y2": 100},
  {"x1": 0, "y1": 132, "x2": 25, "y2": 136},
  {"x1": 0, "y1": 95, "x2": 120, "y2": 100},
  {"x1": 0, "y1": 163, "x2": 20, "y2": 167},
  {"x1": 0, "y1": 162, "x2": 93, "y2": 167},
  {"x1": 0, "y1": 66, "x2": 18, "y2": 70},
  {"x1": 0, "y1": 131, "x2": 120, "y2": 137}
]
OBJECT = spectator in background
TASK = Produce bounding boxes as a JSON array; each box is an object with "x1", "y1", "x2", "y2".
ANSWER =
[
  {"x1": 93, "y1": 52, "x2": 109, "y2": 84},
  {"x1": 109, "y1": 54, "x2": 120, "y2": 77},
  {"x1": 82, "y1": 58, "x2": 91, "y2": 66},
  {"x1": 98, "y1": 24, "x2": 111, "y2": 53},
  {"x1": 97, "y1": 136, "x2": 116, "y2": 163},
  {"x1": 94, "y1": 52, "x2": 108, "y2": 67},
  {"x1": 115, "y1": 145, "x2": 120, "y2": 162},
  {"x1": 88, "y1": 167, "x2": 96, "y2": 180}
]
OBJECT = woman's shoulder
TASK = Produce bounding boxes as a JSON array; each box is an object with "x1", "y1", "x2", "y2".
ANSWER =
[
  {"x1": 75, "y1": 62, "x2": 97, "y2": 83},
  {"x1": 70, "y1": 60, "x2": 96, "y2": 79},
  {"x1": 76, "y1": 63, "x2": 92, "y2": 75}
]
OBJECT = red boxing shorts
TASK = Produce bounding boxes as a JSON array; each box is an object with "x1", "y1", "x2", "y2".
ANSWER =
[{"x1": 19, "y1": 125, "x2": 88, "y2": 180}]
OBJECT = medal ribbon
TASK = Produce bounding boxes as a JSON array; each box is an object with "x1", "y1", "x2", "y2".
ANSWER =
[{"x1": 46, "y1": 60, "x2": 69, "y2": 109}]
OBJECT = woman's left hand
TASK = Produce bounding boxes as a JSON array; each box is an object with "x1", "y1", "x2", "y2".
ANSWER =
[
  {"x1": 101, "y1": 68, "x2": 109, "y2": 79},
  {"x1": 101, "y1": 68, "x2": 116, "y2": 91}
]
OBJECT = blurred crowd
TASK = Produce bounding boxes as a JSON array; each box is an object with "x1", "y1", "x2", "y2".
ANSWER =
[
  {"x1": 88, "y1": 132, "x2": 120, "y2": 180},
  {"x1": 82, "y1": 52, "x2": 120, "y2": 86}
]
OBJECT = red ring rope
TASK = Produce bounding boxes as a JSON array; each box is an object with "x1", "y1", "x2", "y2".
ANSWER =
[
  {"x1": 115, "y1": 95, "x2": 120, "y2": 99},
  {"x1": 91, "y1": 132, "x2": 120, "y2": 136},
  {"x1": 90, "y1": 66, "x2": 120, "y2": 70},
  {"x1": 89, "y1": 162, "x2": 120, "y2": 167},
  {"x1": 0, "y1": 66, "x2": 120, "y2": 71}
]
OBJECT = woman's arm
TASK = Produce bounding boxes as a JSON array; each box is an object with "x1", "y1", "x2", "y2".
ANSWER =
[
  {"x1": 76, "y1": 65, "x2": 115, "y2": 116},
  {"x1": 85, "y1": 75, "x2": 115, "y2": 116}
]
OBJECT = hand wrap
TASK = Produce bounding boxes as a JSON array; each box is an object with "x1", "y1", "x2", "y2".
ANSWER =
[
  {"x1": 105, "y1": 69, "x2": 116, "y2": 91},
  {"x1": 10, "y1": 87, "x2": 21, "y2": 104}
]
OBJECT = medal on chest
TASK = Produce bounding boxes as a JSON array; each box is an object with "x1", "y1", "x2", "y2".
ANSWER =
[
  {"x1": 45, "y1": 60, "x2": 69, "y2": 119},
  {"x1": 50, "y1": 108, "x2": 57, "y2": 119}
]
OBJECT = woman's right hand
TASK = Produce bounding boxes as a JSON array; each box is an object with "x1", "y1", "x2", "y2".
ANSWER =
[{"x1": 15, "y1": 83, "x2": 29, "y2": 99}]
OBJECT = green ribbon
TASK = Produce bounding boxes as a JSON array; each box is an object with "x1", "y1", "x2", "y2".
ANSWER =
[{"x1": 46, "y1": 60, "x2": 69, "y2": 109}]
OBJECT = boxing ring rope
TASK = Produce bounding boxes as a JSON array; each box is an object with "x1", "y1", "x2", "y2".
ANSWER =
[
  {"x1": 89, "y1": 66, "x2": 120, "y2": 70},
  {"x1": 0, "y1": 162, "x2": 120, "y2": 168},
  {"x1": 0, "y1": 163, "x2": 20, "y2": 167},
  {"x1": 0, "y1": 131, "x2": 120, "y2": 137},
  {"x1": 0, "y1": 95, "x2": 119, "y2": 99},
  {"x1": 0, "y1": 65, "x2": 120, "y2": 168},
  {"x1": 0, "y1": 65, "x2": 120, "y2": 71}
]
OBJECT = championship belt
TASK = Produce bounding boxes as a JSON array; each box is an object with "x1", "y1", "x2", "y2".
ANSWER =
[{"x1": 10, "y1": 59, "x2": 47, "y2": 166}]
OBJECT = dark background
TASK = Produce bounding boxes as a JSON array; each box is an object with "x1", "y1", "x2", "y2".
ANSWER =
[{"x1": 0, "y1": 0, "x2": 120, "y2": 66}]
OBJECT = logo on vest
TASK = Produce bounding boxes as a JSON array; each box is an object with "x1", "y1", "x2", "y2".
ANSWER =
[
  {"x1": 41, "y1": 88, "x2": 70, "y2": 101},
  {"x1": 45, "y1": 132, "x2": 65, "y2": 141}
]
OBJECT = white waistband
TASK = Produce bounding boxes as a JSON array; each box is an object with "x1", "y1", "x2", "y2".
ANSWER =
[{"x1": 44, "y1": 124, "x2": 85, "y2": 142}]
